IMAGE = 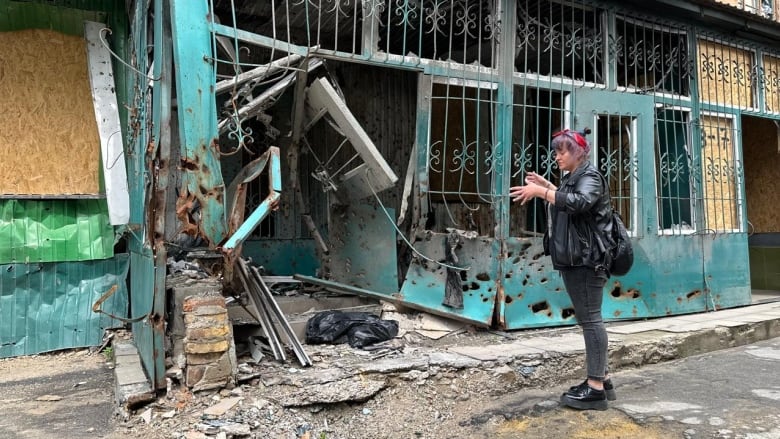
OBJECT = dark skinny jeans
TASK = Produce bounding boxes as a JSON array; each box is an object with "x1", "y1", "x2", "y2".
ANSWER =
[{"x1": 560, "y1": 266, "x2": 609, "y2": 382}]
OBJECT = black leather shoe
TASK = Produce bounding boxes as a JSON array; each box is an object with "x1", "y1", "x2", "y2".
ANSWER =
[
  {"x1": 568, "y1": 379, "x2": 616, "y2": 401},
  {"x1": 560, "y1": 385, "x2": 608, "y2": 411}
]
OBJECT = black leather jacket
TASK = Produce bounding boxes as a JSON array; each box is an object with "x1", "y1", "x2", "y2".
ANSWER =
[{"x1": 548, "y1": 161, "x2": 613, "y2": 271}]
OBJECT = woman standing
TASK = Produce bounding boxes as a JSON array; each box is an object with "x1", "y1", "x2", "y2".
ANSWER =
[{"x1": 509, "y1": 128, "x2": 616, "y2": 411}]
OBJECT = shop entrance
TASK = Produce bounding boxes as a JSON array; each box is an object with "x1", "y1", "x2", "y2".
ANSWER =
[{"x1": 742, "y1": 115, "x2": 780, "y2": 303}]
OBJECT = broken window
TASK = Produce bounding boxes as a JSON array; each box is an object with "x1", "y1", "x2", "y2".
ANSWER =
[
  {"x1": 593, "y1": 114, "x2": 637, "y2": 231},
  {"x1": 509, "y1": 87, "x2": 566, "y2": 237},
  {"x1": 655, "y1": 109, "x2": 694, "y2": 234},
  {"x1": 377, "y1": 0, "x2": 499, "y2": 67},
  {"x1": 762, "y1": 0, "x2": 775, "y2": 18},
  {"x1": 0, "y1": 24, "x2": 129, "y2": 225},
  {"x1": 614, "y1": 17, "x2": 690, "y2": 96},
  {"x1": 732, "y1": 0, "x2": 775, "y2": 18},
  {"x1": 515, "y1": 0, "x2": 604, "y2": 84},
  {"x1": 426, "y1": 80, "x2": 496, "y2": 236},
  {"x1": 0, "y1": 28, "x2": 101, "y2": 196}
]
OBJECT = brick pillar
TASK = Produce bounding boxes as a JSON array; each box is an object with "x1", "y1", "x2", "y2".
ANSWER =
[{"x1": 182, "y1": 292, "x2": 237, "y2": 392}]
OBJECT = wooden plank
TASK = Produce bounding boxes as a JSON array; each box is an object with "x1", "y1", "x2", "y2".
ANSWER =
[{"x1": 0, "y1": 29, "x2": 101, "y2": 195}]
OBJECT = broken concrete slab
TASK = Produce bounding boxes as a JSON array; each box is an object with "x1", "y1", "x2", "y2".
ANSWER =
[
  {"x1": 203, "y1": 397, "x2": 242, "y2": 416},
  {"x1": 426, "y1": 351, "x2": 482, "y2": 369},
  {"x1": 113, "y1": 340, "x2": 155, "y2": 410},
  {"x1": 382, "y1": 308, "x2": 466, "y2": 340},
  {"x1": 357, "y1": 356, "x2": 430, "y2": 374},
  {"x1": 265, "y1": 375, "x2": 388, "y2": 407}
]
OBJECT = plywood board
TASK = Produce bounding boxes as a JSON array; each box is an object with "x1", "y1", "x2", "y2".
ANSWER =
[
  {"x1": 700, "y1": 114, "x2": 739, "y2": 231},
  {"x1": 763, "y1": 55, "x2": 780, "y2": 114},
  {"x1": 697, "y1": 40, "x2": 755, "y2": 109},
  {"x1": 0, "y1": 28, "x2": 100, "y2": 195}
]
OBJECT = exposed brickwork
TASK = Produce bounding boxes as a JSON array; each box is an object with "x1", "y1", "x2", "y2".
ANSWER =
[{"x1": 180, "y1": 291, "x2": 237, "y2": 392}]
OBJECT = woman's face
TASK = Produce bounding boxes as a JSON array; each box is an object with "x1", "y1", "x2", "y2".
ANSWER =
[{"x1": 555, "y1": 145, "x2": 581, "y2": 173}]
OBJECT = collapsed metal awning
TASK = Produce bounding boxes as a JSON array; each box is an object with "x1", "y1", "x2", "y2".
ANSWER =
[{"x1": 304, "y1": 77, "x2": 399, "y2": 201}]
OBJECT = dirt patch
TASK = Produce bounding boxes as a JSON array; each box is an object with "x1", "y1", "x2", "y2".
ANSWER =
[
  {"x1": 492, "y1": 410, "x2": 678, "y2": 439},
  {"x1": 0, "y1": 350, "x2": 119, "y2": 438}
]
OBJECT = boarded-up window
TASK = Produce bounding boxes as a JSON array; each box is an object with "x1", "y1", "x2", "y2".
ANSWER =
[
  {"x1": 700, "y1": 114, "x2": 740, "y2": 232},
  {"x1": 0, "y1": 29, "x2": 100, "y2": 195},
  {"x1": 763, "y1": 54, "x2": 780, "y2": 113},
  {"x1": 697, "y1": 40, "x2": 756, "y2": 109}
]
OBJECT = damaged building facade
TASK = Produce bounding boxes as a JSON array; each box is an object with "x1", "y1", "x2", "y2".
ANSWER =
[{"x1": 2, "y1": 0, "x2": 780, "y2": 391}]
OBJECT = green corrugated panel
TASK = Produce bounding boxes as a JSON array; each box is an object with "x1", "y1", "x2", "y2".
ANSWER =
[
  {"x1": 0, "y1": 254, "x2": 129, "y2": 358},
  {"x1": 0, "y1": 0, "x2": 108, "y2": 34},
  {"x1": 0, "y1": 199, "x2": 114, "y2": 264}
]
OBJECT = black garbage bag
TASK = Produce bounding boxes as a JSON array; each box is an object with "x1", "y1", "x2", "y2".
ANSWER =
[{"x1": 305, "y1": 311, "x2": 399, "y2": 349}]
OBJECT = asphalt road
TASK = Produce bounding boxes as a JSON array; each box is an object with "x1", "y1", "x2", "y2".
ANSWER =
[
  {"x1": 477, "y1": 337, "x2": 780, "y2": 438},
  {"x1": 0, "y1": 350, "x2": 119, "y2": 439}
]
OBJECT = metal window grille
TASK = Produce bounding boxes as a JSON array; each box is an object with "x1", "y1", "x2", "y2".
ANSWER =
[
  {"x1": 699, "y1": 114, "x2": 741, "y2": 233},
  {"x1": 614, "y1": 16, "x2": 691, "y2": 96},
  {"x1": 655, "y1": 108, "x2": 695, "y2": 234},
  {"x1": 509, "y1": 88, "x2": 566, "y2": 237},
  {"x1": 212, "y1": 0, "x2": 363, "y2": 55},
  {"x1": 697, "y1": 39, "x2": 758, "y2": 110},
  {"x1": 762, "y1": 54, "x2": 780, "y2": 113},
  {"x1": 426, "y1": 80, "x2": 498, "y2": 236},
  {"x1": 516, "y1": 0, "x2": 604, "y2": 84},
  {"x1": 594, "y1": 114, "x2": 637, "y2": 229},
  {"x1": 377, "y1": 0, "x2": 499, "y2": 68}
]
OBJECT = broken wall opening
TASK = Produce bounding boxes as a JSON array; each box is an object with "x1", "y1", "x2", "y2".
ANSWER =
[
  {"x1": 743, "y1": 115, "x2": 780, "y2": 293},
  {"x1": 223, "y1": 60, "x2": 417, "y2": 281}
]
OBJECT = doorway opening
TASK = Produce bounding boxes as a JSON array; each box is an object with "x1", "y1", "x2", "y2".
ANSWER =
[{"x1": 742, "y1": 115, "x2": 780, "y2": 303}]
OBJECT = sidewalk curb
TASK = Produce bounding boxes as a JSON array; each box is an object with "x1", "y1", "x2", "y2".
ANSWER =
[{"x1": 609, "y1": 319, "x2": 780, "y2": 371}]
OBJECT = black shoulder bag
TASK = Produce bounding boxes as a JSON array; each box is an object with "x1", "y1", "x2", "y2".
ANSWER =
[{"x1": 587, "y1": 175, "x2": 634, "y2": 276}]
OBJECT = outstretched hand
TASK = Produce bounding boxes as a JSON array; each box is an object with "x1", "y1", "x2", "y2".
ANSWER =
[
  {"x1": 509, "y1": 172, "x2": 551, "y2": 205},
  {"x1": 524, "y1": 172, "x2": 550, "y2": 188}
]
